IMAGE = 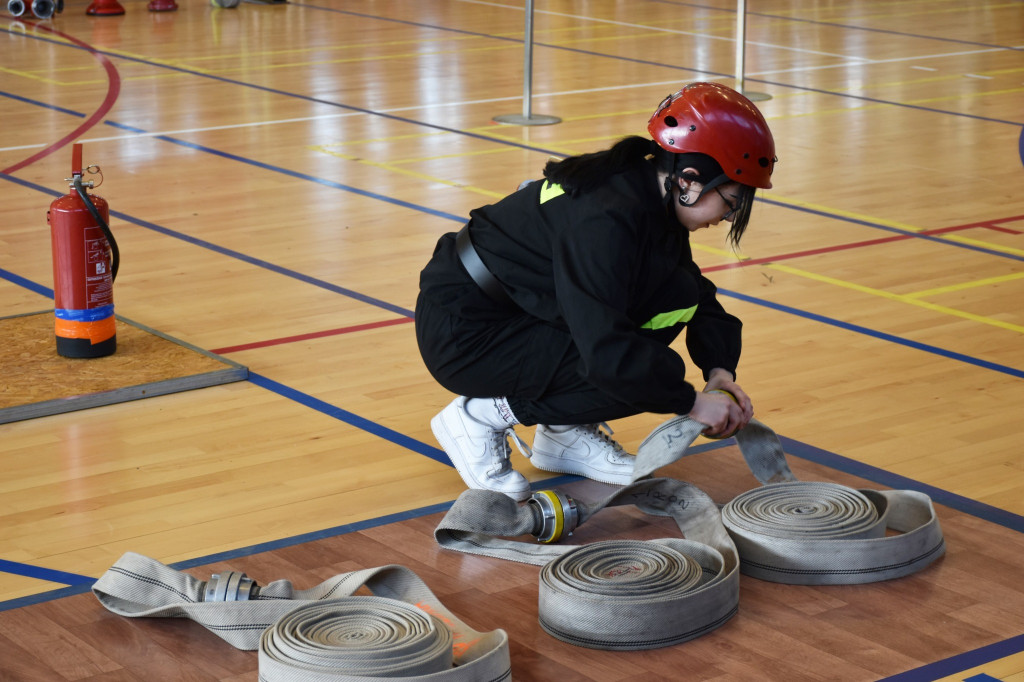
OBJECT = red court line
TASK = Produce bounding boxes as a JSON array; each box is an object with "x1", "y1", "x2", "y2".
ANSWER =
[
  {"x1": 210, "y1": 317, "x2": 414, "y2": 355},
  {"x1": 932, "y1": 215, "x2": 1024, "y2": 234},
  {"x1": 705, "y1": 216, "x2": 1023, "y2": 272},
  {"x1": 1, "y1": 22, "x2": 121, "y2": 175}
]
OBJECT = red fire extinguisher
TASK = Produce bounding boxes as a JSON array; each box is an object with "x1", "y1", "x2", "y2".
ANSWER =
[{"x1": 47, "y1": 143, "x2": 119, "y2": 358}]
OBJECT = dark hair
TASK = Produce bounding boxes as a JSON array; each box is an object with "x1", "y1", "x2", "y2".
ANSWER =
[
  {"x1": 542, "y1": 136, "x2": 653, "y2": 196},
  {"x1": 544, "y1": 136, "x2": 757, "y2": 246},
  {"x1": 653, "y1": 145, "x2": 756, "y2": 248},
  {"x1": 725, "y1": 184, "x2": 755, "y2": 248}
]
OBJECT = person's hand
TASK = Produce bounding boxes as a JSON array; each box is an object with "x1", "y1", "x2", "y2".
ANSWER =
[
  {"x1": 704, "y1": 368, "x2": 753, "y2": 421},
  {"x1": 688, "y1": 369, "x2": 753, "y2": 438}
]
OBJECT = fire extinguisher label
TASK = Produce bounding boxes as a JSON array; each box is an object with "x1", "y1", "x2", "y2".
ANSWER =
[{"x1": 84, "y1": 224, "x2": 114, "y2": 308}]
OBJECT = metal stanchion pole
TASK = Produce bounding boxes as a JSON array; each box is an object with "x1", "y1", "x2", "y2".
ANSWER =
[
  {"x1": 735, "y1": 0, "x2": 771, "y2": 102},
  {"x1": 493, "y1": 0, "x2": 560, "y2": 125}
]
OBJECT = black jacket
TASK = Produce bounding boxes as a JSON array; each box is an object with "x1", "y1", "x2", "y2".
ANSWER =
[{"x1": 418, "y1": 160, "x2": 742, "y2": 415}]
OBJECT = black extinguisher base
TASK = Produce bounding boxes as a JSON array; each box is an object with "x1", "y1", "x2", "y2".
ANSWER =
[{"x1": 56, "y1": 334, "x2": 117, "y2": 359}]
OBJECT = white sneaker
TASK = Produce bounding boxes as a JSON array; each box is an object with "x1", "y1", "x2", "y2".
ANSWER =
[
  {"x1": 430, "y1": 397, "x2": 532, "y2": 502},
  {"x1": 530, "y1": 423, "x2": 635, "y2": 485}
]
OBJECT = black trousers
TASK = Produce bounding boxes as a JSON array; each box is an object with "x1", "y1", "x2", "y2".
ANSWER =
[{"x1": 415, "y1": 294, "x2": 650, "y2": 427}]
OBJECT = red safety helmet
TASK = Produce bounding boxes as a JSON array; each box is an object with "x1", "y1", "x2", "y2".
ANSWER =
[{"x1": 648, "y1": 82, "x2": 776, "y2": 189}]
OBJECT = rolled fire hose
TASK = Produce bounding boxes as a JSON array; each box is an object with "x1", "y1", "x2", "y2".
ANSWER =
[
  {"x1": 435, "y1": 477, "x2": 740, "y2": 650},
  {"x1": 92, "y1": 553, "x2": 511, "y2": 681},
  {"x1": 434, "y1": 415, "x2": 945, "y2": 648},
  {"x1": 635, "y1": 415, "x2": 946, "y2": 584}
]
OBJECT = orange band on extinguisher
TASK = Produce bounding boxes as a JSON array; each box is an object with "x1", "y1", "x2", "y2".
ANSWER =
[{"x1": 55, "y1": 316, "x2": 116, "y2": 344}]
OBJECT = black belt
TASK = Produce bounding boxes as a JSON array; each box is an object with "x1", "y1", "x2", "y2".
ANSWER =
[{"x1": 455, "y1": 226, "x2": 516, "y2": 307}]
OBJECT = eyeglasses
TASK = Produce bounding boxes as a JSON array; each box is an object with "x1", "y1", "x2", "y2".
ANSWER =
[{"x1": 715, "y1": 187, "x2": 738, "y2": 220}]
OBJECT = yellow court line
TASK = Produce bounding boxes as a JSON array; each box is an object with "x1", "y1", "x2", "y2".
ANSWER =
[
  {"x1": 943, "y1": 234, "x2": 1024, "y2": 258},
  {"x1": 207, "y1": 43, "x2": 516, "y2": 74},
  {"x1": 175, "y1": 33, "x2": 498, "y2": 63},
  {"x1": 309, "y1": 146, "x2": 505, "y2": 200},
  {"x1": 0, "y1": 66, "x2": 82, "y2": 85},
  {"x1": 767, "y1": 195, "x2": 1024, "y2": 257},
  {"x1": 907, "y1": 85, "x2": 1024, "y2": 106},
  {"x1": 315, "y1": 131, "x2": 450, "y2": 149},
  {"x1": 809, "y1": 1, "x2": 1020, "y2": 21},
  {"x1": 385, "y1": 146, "x2": 526, "y2": 166},
  {"x1": 766, "y1": 195, "x2": 924, "y2": 232},
  {"x1": 692, "y1": 242, "x2": 749, "y2": 261},
  {"x1": 766, "y1": 262, "x2": 1024, "y2": 333},
  {"x1": 906, "y1": 271, "x2": 1024, "y2": 299}
]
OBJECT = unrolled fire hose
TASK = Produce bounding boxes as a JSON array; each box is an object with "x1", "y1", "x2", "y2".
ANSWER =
[
  {"x1": 92, "y1": 553, "x2": 511, "y2": 681},
  {"x1": 434, "y1": 415, "x2": 945, "y2": 649},
  {"x1": 92, "y1": 417, "x2": 945, "y2": 667}
]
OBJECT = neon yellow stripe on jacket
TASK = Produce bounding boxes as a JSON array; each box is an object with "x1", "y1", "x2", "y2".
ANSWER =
[
  {"x1": 540, "y1": 180, "x2": 566, "y2": 204},
  {"x1": 641, "y1": 305, "x2": 698, "y2": 329}
]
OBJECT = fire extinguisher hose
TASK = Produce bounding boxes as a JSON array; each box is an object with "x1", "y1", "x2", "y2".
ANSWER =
[{"x1": 73, "y1": 174, "x2": 119, "y2": 282}]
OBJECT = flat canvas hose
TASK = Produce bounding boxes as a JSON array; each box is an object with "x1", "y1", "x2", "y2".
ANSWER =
[
  {"x1": 92, "y1": 554, "x2": 511, "y2": 681},
  {"x1": 435, "y1": 477, "x2": 740, "y2": 650},
  {"x1": 635, "y1": 415, "x2": 946, "y2": 585},
  {"x1": 92, "y1": 418, "x2": 945, "y2": 664},
  {"x1": 434, "y1": 415, "x2": 945, "y2": 648}
]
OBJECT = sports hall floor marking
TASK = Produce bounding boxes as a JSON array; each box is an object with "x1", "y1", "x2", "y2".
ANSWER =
[
  {"x1": 0, "y1": 23, "x2": 119, "y2": 175},
  {"x1": 4, "y1": 5, "x2": 1021, "y2": 160},
  {"x1": 5, "y1": 90, "x2": 1022, "y2": 386},
  {"x1": 208, "y1": 317, "x2": 413, "y2": 355},
  {"x1": 881, "y1": 635, "x2": 1024, "y2": 682},
  {"x1": 2, "y1": 432, "x2": 1023, "y2": 680},
  {"x1": 5, "y1": 128, "x2": 1023, "y2": 381},
  {"x1": 761, "y1": 262, "x2": 1024, "y2": 334}
]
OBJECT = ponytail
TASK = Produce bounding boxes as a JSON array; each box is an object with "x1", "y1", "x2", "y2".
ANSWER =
[{"x1": 542, "y1": 136, "x2": 654, "y2": 196}]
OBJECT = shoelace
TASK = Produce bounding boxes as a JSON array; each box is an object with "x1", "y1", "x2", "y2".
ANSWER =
[
  {"x1": 578, "y1": 422, "x2": 630, "y2": 460},
  {"x1": 487, "y1": 428, "x2": 533, "y2": 477}
]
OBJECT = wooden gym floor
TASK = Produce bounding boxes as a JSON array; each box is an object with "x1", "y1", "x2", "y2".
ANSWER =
[{"x1": 1, "y1": 0, "x2": 1022, "y2": 679}]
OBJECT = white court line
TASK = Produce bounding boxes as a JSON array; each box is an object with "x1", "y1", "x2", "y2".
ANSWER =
[
  {"x1": 0, "y1": 78, "x2": 692, "y2": 152},
  {"x1": 752, "y1": 46, "x2": 1009, "y2": 77},
  {"x1": 452, "y1": 0, "x2": 870, "y2": 62},
  {"x1": 0, "y1": 33, "x2": 1010, "y2": 152}
]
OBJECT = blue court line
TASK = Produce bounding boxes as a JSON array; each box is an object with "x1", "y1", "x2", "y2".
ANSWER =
[
  {"x1": 4, "y1": 167, "x2": 1022, "y2": 383},
  {"x1": 0, "y1": 559, "x2": 93, "y2": 587},
  {"x1": 0, "y1": 266, "x2": 53, "y2": 298},
  {"x1": 744, "y1": 7, "x2": 1024, "y2": 52},
  {"x1": 758, "y1": 198, "x2": 1024, "y2": 263},
  {"x1": 299, "y1": 0, "x2": 1024, "y2": 53},
  {"x1": 879, "y1": 634, "x2": 1024, "y2": 682},
  {"x1": 0, "y1": 90, "x2": 85, "y2": 118},
  {"x1": 4, "y1": 167, "x2": 1022, "y2": 384},
  {"x1": 781, "y1": 437, "x2": 1024, "y2": 534},
  {"x1": 2, "y1": 429, "x2": 1023, "y2": 682},
  {"x1": 3, "y1": 91, "x2": 1022, "y2": 269},
  {"x1": 294, "y1": 3, "x2": 1024, "y2": 129},
  {"x1": 0, "y1": 31, "x2": 568, "y2": 160},
  {"x1": 1019, "y1": 126, "x2": 1024, "y2": 168},
  {"x1": 3, "y1": 13, "x2": 1023, "y2": 136},
  {"x1": 247, "y1": 372, "x2": 446, "y2": 463},
  {"x1": 720, "y1": 288, "x2": 1024, "y2": 380},
  {"x1": 0, "y1": 174, "x2": 416, "y2": 319}
]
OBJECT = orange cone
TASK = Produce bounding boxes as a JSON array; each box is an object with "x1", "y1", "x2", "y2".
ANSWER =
[{"x1": 85, "y1": 0, "x2": 125, "y2": 15}]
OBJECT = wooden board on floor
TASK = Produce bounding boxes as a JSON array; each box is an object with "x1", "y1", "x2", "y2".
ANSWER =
[
  {"x1": 1, "y1": 447, "x2": 1020, "y2": 682},
  {"x1": 0, "y1": 312, "x2": 248, "y2": 424}
]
